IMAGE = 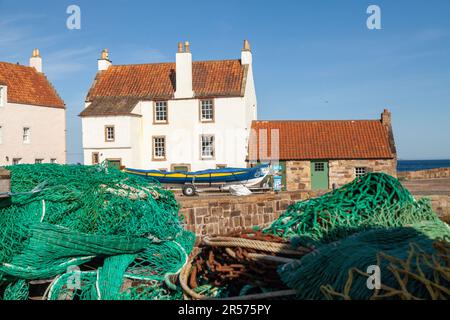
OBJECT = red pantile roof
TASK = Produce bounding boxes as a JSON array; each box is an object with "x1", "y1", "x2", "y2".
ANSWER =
[
  {"x1": 0, "y1": 62, "x2": 65, "y2": 108},
  {"x1": 249, "y1": 119, "x2": 395, "y2": 161},
  {"x1": 86, "y1": 60, "x2": 246, "y2": 102}
]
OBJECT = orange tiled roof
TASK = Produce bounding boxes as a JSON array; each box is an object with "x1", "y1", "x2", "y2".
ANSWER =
[
  {"x1": 249, "y1": 120, "x2": 395, "y2": 161},
  {"x1": 0, "y1": 62, "x2": 65, "y2": 108},
  {"x1": 86, "y1": 60, "x2": 246, "y2": 101}
]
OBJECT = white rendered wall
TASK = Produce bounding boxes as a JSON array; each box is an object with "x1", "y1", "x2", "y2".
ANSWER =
[
  {"x1": 81, "y1": 114, "x2": 142, "y2": 168},
  {"x1": 0, "y1": 102, "x2": 66, "y2": 165}
]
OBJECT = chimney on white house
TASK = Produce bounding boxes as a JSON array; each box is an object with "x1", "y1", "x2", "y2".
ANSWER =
[
  {"x1": 241, "y1": 40, "x2": 252, "y2": 65},
  {"x1": 29, "y1": 49, "x2": 42, "y2": 73},
  {"x1": 174, "y1": 41, "x2": 194, "y2": 99},
  {"x1": 98, "y1": 49, "x2": 112, "y2": 71}
]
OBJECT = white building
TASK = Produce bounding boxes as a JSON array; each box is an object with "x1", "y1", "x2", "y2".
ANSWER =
[
  {"x1": 0, "y1": 50, "x2": 66, "y2": 166},
  {"x1": 81, "y1": 41, "x2": 257, "y2": 171}
]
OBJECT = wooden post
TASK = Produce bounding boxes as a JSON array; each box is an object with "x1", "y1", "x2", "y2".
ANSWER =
[{"x1": 0, "y1": 167, "x2": 11, "y2": 208}]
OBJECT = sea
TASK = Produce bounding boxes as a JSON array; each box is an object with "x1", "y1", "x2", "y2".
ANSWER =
[{"x1": 397, "y1": 160, "x2": 450, "y2": 172}]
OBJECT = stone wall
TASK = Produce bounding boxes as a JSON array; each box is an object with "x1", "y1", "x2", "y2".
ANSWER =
[
  {"x1": 178, "y1": 191, "x2": 321, "y2": 236},
  {"x1": 328, "y1": 159, "x2": 397, "y2": 188},
  {"x1": 398, "y1": 167, "x2": 450, "y2": 180},
  {"x1": 178, "y1": 190, "x2": 449, "y2": 238},
  {"x1": 286, "y1": 161, "x2": 311, "y2": 191},
  {"x1": 416, "y1": 195, "x2": 450, "y2": 223},
  {"x1": 284, "y1": 159, "x2": 397, "y2": 191}
]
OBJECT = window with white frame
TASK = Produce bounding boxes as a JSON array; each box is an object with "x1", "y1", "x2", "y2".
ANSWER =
[
  {"x1": 154, "y1": 101, "x2": 168, "y2": 123},
  {"x1": 50, "y1": 158, "x2": 57, "y2": 164},
  {"x1": 0, "y1": 87, "x2": 4, "y2": 107},
  {"x1": 153, "y1": 136, "x2": 166, "y2": 159},
  {"x1": 200, "y1": 100, "x2": 214, "y2": 122},
  {"x1": 35, "y1": 159, "x2": 43, "y2": 164},
  {"x1": 201, "y1": 135, "x2": 215, "y2": 158},
  {"x1": 23, "y1": 127, "x2": 31, "y2": 144},
  {"x1": 12, "y1": 158, "x2": 21, "y2": 165},
  {"x1": 105, "y1": 126, "x2": 115, "y2": 142},
  {"x1": 355, "y1": 167, "x2": 367, "y2": 177}
]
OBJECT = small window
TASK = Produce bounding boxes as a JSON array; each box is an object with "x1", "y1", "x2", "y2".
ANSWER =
[
  {"x1": 200, "y1": 100, "x2": 214, "y2": 122},
  {"x1": 154, "y1": 101, "x2": 168, "y2": 123},
  {"x1": 12, "y1": 158, "x2": 21, "y2": 165},
  {"x1": 105, "y1": 126, "x2": 115, "y2": 142},
  {"x1": 355, "y1": 167, "x2": 367, "y2": 177},
  {"x1": 35, "y1": 159, "x2": 43, "y2": 164},
  {"x1": 50, "y1": 158, "x2": 57, "y2": 164},
  {"x1": 216, "y1": 164, "x2": 227, "y2": 169},
  {"x1": 92, "y1": 152, "x2": 100, "y2": 165},
  {"x1": 158, "y1": 168, "x2": 168, "y2": 172},
  {"x1": 314, "y1": 162, "x2": 325, "y2": 172},
  {"x1": 0, "y1": 86, "x2": 5, "y2": 107},
  {"x1": 23, "y1": 127, "x2": 31, "y2": 144},
  {"x1": 201, "y1": 135, "x2": 215, "y2": 158},
  {"x1": 153, "y1": 136, "x2": 166, "y2": 159},
  {"x1": 171, "y1": 165, "x2": 190, "y2": 172}
]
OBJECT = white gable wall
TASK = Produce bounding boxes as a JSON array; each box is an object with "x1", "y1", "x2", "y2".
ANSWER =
[{"x1": 0, "y1": 102, "x2": 66, "y2": 166}]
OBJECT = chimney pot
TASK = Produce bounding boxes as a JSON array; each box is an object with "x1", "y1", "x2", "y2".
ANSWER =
[
  {"x1": 243, "y1": 40, "x2": 251, "y2": 51},
  {"x1": 178, "y1": 42, "x2": 183, "y2": 53},
  {"x1": 184, "y1": 41, "x2": 190, "y2": 53}
]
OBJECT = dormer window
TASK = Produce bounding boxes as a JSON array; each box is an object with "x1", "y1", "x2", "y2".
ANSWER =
[
  {"x1": 200, "y1": 99, "x2": 214, "y2": 122},
  {"x1": 154, "y1": 101, "x2": 168, "y2": 124}
]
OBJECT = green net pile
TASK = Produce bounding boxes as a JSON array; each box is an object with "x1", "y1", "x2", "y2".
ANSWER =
[
  {"x1": 264, "y1": 172, "x2": 450, "y2": 299},
  {"x1": 278, "y1": 222, "x2": 450, "y2": 300},
  {"x1": 265, "y1": 172, "x2": 437, "y2": 243},
  {"x1": 0, "y1": 164, "x2": 195, "y2": 300}
]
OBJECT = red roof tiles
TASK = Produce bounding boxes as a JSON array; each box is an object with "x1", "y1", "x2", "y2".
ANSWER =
[
  {"x1": 0, "y1": 62, "x2": 64, "y2": 108},
  {"x1": 249, "y1": 120, "x2": 395, "y2": 161},
  {"x1": 86, "y1": 60, "x2": 246, "y2": 101}
]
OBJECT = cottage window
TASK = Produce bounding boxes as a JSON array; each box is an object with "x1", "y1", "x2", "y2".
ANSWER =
[
  {"x1": 355, "y1": 167, "x2": 367, "y2": 177},
  {"x1": 12, "y1": 158, "x2": 21, "y2": 165},
  {"x1": 201, "y1": 135, "x2": 215, "y2": 158},
  {"x1": 200, "y1": 100, "x2": 214, "y2": 122},
  {"x1": 154, "y1": 101, "x2": 168, "y2": 123},
  {"x1": 314, "y1": 162, "x2": 325, "y2": 172},
  {"x1": 23, "y1": 127, "x2": 31, "y2": 144},
  {"x1": 50, "y1": 158, "x2": 57, "y2": 164},
  {"x1": 105, "y1": 126, "x2": 115, "y2": 142},
  {"x1": 35, "y1": 159, "x2": 43, "y2": 164},
  {"x1": 153, "y1": 136, "x2": 166, "y2": 159},
  {"x1": 92, "y1": 152, "x2": 100, "y2": 165}
]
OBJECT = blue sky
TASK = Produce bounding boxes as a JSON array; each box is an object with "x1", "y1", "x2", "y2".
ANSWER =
[{"x1": 1, "y1": 0, "x2": 449, "y2": 163}]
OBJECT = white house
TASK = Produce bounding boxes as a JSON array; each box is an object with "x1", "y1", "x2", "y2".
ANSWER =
[
  {"x1": 80, "y1": 41, "x2": 257, "y2": 171},
  {"x1": 0, "y1": 50, "x2": 66, "y2": 166}
]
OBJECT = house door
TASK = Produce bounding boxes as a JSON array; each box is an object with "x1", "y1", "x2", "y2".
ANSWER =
[
  {"x1": 311, "y1": 161, "x2": 329, "y2": 190},
  {"x1": 107, "y1": 159, "x2": 122, "y2": 170}
]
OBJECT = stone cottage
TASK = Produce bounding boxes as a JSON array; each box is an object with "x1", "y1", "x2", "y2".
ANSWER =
[{"x1": 248, "y1": 109, "x2": 397, "y2": 191}]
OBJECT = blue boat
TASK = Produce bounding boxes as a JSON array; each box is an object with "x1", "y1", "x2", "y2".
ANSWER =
[{"x1": 124, "y1": 164, "x2": 270, "y2": 189}]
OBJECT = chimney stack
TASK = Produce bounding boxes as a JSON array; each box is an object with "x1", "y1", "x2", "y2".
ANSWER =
[
  {"x1": 29, "y1": 48, "x2": 42, "y2": 73},
  {"x1": 381, "y1": 108, "x2": 391, "y2": 127},
  {"x1": 174, "y1": 41, "x2": 194, "y2": 99},
  {"x1": 98, "y1": 49, "x2": 112, "y2": 71},
  {"x1": 241, "y1": 40, "x2": 252, "y2": 65}
]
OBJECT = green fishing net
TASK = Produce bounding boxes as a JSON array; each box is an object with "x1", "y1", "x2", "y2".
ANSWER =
[{"x1": 0, "y1": 164, "x2": 195, "y2": 300}]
